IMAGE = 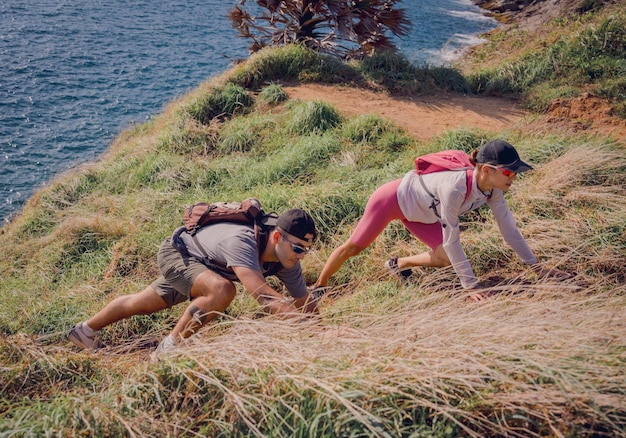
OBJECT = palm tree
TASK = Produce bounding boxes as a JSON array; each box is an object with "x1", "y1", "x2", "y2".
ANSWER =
[{"x1": 229, "y1": 0, "x2": 411, "y2": 59}]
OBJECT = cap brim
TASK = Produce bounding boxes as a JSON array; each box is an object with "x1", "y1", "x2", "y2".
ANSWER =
[{"x1": 504, "y1": 159, "x2": 533, "y2": 173}]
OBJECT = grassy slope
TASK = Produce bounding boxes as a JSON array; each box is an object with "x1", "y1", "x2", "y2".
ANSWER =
[
  {"x1": 1, "y1": 4, "x2": 625, "y2": 437},
  {"x1": 461, "y1": 0, "x2": 626, "y2": 117}
]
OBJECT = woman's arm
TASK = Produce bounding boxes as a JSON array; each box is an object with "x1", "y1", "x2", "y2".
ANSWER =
[
  {"x1": 488, "y1": 191, "x2": 537, "y2": 264},
  {"x1": 439, "y1": 183, "x2": 479, "y2": 289}
]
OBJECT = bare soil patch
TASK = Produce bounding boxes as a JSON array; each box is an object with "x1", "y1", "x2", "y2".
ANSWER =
[
  {"x1": 546, "y1": 92, "x2": 626, "y2": 141},
  {"x1": 284, "y1": 84, "x2": 626, "y2": 144},
  {"x1": 284, "y1": 84, "x2": 526, "y2": 141}
]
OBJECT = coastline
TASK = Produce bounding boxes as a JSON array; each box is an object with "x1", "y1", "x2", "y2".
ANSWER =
[{"x1": 472, "y1": 0, "x2": 582, "y2": 26}]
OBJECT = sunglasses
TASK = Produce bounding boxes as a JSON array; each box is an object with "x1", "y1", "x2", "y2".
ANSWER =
[
  {"x1": 484, "y1": 163, "x2": 516, "y2": 178},
  {"x1": 280, "y1": 232, "x2": 311, "y2": 255}
]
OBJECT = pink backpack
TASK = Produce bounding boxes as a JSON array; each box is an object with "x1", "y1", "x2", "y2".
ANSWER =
[{"x1": 415, "y1": 150, "x2": 474, "y2": 202}]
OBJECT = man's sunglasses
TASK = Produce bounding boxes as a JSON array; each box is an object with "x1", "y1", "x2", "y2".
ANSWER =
[
  {"x1": 280, "y1": 232, "x2": 311, "y2": 255},
  {"x1": 484, "y1": 163, "x2": 516, "y2": 178}
]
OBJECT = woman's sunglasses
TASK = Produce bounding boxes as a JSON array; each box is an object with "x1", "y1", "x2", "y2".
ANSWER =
[
  {"x1": 484, "y1": 163, "x2": 516, "y2": 178},
  {"x1": 280, "y1": 232, "x2": 311, "y2": 255}
]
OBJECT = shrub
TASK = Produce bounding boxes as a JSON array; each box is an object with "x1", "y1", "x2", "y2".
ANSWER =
[
  {"x1": 218, "y1": 115, "x2": 276, "y2": 154},
  {"x1": 157, "y1": 115, "x2": 220, "y2": 156},
  {"x1": 357, "y1": 51, "x2": 471, "y2": 94},
  {"x1": 185, "y1": 83, "x2": 254, "y2": 125},
  {"x1": 467, "y1": 11, "x2": 626, "y2": 118},
  {"x1": 287, "y1": 100, "x2": 342, "y2": 135},
  {"x1": 258, "y1": 83, "x2": 289, "y2": 106},
  {"x1": 228, "y1": 44, "x2": 359, "y2": 90},
  {"x1": 428, "y1": 129, "x2": 492, "y2": 154},
  {"x1": 342, "y1": 114, "x2": 397, "y2": 144}
]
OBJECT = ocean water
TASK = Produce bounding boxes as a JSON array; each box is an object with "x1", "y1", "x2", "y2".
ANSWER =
[{"x1": 0, "y1": 0, "x2": 496, "y2": 223}]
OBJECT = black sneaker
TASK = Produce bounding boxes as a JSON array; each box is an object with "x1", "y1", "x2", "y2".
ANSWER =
[{"x1": 385, "y1": 257, "x2": 412, "y2": 280}]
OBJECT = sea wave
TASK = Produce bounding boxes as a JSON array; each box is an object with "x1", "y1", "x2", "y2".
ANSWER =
[{"x1": 446, "y1": 9, "x2": 496, "y2": 22}]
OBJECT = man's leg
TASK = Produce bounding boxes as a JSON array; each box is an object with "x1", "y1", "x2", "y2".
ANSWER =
[
  {"x1": 171, "y1": 269, "x2": 237, "y2": 340},
  {"x1": 86, "y1": 286, "x2": 168, "y2": 331},
  {"x1": 69, "y1": 285, "x2": 168, "y2": 349}
]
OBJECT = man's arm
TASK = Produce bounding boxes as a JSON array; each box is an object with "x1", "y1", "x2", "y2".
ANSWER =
[{"x1": 231, "y1": 265, "x2": 298, "y2": 315}]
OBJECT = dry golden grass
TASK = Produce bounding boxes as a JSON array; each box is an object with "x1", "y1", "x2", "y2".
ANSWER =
[{"x1": 141, "y1": 271, "x2": 625, "y2": 436}]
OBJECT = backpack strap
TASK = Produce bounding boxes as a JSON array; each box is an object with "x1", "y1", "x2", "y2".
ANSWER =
[
  {"x1": 190, "y1": 213, "x2": 279, "y2": 274},
  {"x1": 417, "y1": 168, "x2": 474, "y2": 227},
  {"x1": 256, "y1": 214, "x2": 283, "y2": 275},
  {"x1": 464, "y1": 168, "x2": 473, "y2": 202},
  {"x1": 192, "y1": 233, "x2": 211, "y2": 261}
]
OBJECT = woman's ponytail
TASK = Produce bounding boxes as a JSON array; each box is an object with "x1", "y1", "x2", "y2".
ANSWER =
[{"x1": 469, "y1": 148, "x2": 480, "y2": 166}]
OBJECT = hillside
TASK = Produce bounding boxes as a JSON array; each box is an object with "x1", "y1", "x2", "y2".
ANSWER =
[{"x1": 1, "y1": 1, "x2": 625, "y2": 437}]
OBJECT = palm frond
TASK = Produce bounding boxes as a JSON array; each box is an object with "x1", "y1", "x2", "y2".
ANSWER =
[{"x1": 229, "y1": 0, "x2": 411, "y2": 58}]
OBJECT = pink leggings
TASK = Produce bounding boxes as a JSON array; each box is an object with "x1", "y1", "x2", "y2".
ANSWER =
[{"x1": 349, "y1": 178, "x2": 443, "y2": 250}]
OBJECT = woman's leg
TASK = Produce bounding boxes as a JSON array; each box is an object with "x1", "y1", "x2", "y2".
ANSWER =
[
  {"x1": 315, "y1": 179, "x2": 404, "y2": 287},
  {"x1": 315, "y1": 240, "x2": 366, "y2": 287},
  {"x1": 395, "y1": 220, "x2": 450, "y2": 270},
  {"x1": 396, "y1": 243, "x2": 451, "y2": 270}
]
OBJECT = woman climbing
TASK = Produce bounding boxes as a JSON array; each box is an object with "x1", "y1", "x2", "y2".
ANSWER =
[{"x1": 311, "y1": 139, "x2": 569, "y2": 300}]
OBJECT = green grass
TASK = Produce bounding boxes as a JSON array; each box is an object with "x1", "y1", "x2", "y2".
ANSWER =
[
  {"x1": 257, "y1": 82, "x2": 289, "y2": 106},
  {"x1": 464, "y1": 4, "x2": 626, "y2": 117},
  {"x1": 287, "y1": 100, "x2": 342, "y2": 135},
  {"x1": 357, "y1": 50, "x2": 472, "y2": 94},
  {"x1": 184, "y1": 83, "x2": 255, "y2": 125},
  {"x1": 1, "y1": 5, "x2": 626, "y2": 435}
]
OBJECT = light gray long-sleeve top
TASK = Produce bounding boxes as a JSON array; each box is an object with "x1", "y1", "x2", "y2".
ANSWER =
[{"x1": 397, "y1": 169, "x2": 537, "y2": 289}]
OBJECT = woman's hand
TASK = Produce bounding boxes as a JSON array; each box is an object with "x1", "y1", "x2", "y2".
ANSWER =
[
  {"x1": 469, "y1": 288, "x2": 499, "y2": 302},
  {"x1": 468, "y1": 281, "x2": 501, "y2": 301},
  {"x1": 469, "y1": 265, "x2": 573, "y2": 302}
]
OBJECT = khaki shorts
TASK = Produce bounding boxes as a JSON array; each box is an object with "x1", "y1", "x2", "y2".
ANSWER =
[{"x1": 150, "y1": 238, "x2": 209, "y2": 308}]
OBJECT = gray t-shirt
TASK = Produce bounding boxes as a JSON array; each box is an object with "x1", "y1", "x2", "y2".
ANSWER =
[{"x1": 173, "y1": 222, "x2": 307, "y2": 298}]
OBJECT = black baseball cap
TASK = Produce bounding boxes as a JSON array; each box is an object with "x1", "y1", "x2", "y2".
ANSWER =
[
  {"x1": 277, "y1": 209, "x2": 317, "y2": 243},
  {"x1": 476, "y1": 140, "x2": 533, "y2": 173}
]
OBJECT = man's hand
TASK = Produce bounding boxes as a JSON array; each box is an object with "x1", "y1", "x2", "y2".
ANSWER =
[
  {"x1": 257, "y1": 295, "x2": 300, "y2": 315},
  {"x1": 293, "y1": 294, "x2": 320, "y2": 314},
  {"x1": 232, "y1": 266, "x2": 299, "y2": 315}
]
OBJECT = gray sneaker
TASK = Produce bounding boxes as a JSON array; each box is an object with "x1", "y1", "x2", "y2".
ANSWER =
[
  {"x1": 308, "y1": 285, "x2": 330, "y2": 302},
  {"x1": 150, "y1": 334, "x2": 179, "y2": 361},
  {"x1": 385, "y1": 257, "x2": 412, "y2": 280},
  {"x1": 67, "y1": 322, "x2": 104, "y2": 350}
]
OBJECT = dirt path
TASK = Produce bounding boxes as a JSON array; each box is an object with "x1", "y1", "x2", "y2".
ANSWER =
[{"x1": 283, "y1": 84, "x2": 526, "y2": 141}]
